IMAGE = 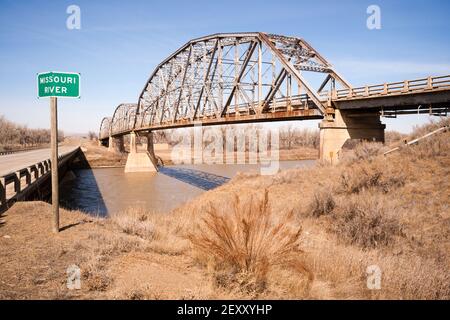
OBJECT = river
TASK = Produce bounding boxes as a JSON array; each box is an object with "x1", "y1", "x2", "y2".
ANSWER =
[{"x1": 60, "y1": 160, "x2": 315, "y2": 216}]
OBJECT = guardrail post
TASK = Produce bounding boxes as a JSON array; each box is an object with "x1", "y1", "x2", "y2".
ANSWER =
[
  {"x1": 402, "y1": 80, "x2": 409, "y2": 93},
  {"x1": 24, "y1": 169, "x2": 31, "y2": 186},
  {"x1": 347, "y1": 88, "x2": 353, "y2": 98},
  {"x1": 427, "y1": 76, "x2": 433, "y2": 90},
  {"x1": 0, "y1": 177, "x2": 6, "y2": 210},
  {"x1": 331, "y1": 89, "x2": 337, "y2": 100},
  {"x1": 29, "y1": 166, "x2": 39, "y2": 181},
  {"x1": 13, "y1": 172, "x2": 21, "y2": 193},
  {"x1": 38, "y1": 162, "x2": 44, "y2": 175},
  {"x1": 383, "y1": 83, "x2": 388, "y2": 94},
  {"x1": 364, "y1": 85, "x2": 369, "y2": 96}
]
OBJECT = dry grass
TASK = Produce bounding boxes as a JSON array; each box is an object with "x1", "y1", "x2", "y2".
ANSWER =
[
  {"x1": 330, "y1": 194, "x2": 403, "y2": 248},
  {"x1": 308, "y1": 187, "x2": 336, "y2": 217},
  {"x1": 341, "y1": 141, "x2": 386, "y2": 164},
  {"x1": 111, "y1": 209, "x2": 156, "y2": 240},
  {"x1": 302, "y1": 231, "x2": 450, "y2": 299},
  {"x1": 189, "y1": 190, "x2": 312, "y2": 295},
  {"x1": 110, "y1": 207, "x2": 192, "y2": 256},
  {"x1": 339, "y1": 161, "x2": 406, "y2": 194}
]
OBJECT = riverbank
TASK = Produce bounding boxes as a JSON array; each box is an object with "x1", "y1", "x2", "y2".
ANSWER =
[
  {"x1": 77, "y1": 143, "x2": 127, "y2": 168},
  {"x1": 74, "y1": 139, "x2": 318, "y2": 169},
  {"x1": 0, "y1": 119, "x2": 448, "y2": 299}
]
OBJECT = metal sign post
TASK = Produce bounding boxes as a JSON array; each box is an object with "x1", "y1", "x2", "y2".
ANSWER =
[
  {"x1": 50, "y1": 97, "x2": 59, "y2": 233},
  {"x1": 37, "y1": 71, "x2": 80, "y2": 233}
]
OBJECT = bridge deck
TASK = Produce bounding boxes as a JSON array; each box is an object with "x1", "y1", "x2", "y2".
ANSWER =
[
  {"x1": 0, "y1": 146, "x2": 79, "y2": 176},
  {"x1": 323, "y1": 75, "x2": 450, "y2": 113},
  {"x1": 0, "y1": 146, "x2": 80, "y2": 212}
]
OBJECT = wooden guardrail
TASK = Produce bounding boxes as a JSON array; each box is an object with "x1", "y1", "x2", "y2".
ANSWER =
[
  {"x1": 0, "y1": 147, "x2": 80, "y2": 212},
  {"x1": 323, "y1": 75, "x2": 450, "y2": 100}
]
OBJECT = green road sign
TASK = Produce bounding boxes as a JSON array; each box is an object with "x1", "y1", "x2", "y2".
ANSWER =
[{"x1": 37, "y1": 71, "x2": 80, "y2": 98}]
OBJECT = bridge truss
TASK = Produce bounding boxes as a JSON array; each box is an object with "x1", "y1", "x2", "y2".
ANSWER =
[
  {"x1": 99, "y1": 32, "x2": 450, "y2": 140},
  {"x1": 100, "y1": 32, "x2": 351, "y2": 139}
]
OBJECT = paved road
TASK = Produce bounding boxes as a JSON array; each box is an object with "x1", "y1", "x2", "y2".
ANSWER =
[{"x1": 0, "y1": 146, "x2": 79, "y2": 176}]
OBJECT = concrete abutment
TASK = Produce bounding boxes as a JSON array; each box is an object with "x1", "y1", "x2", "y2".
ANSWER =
[{"x1": 319, "y1": 109, "x2": 385, "y2": 163}]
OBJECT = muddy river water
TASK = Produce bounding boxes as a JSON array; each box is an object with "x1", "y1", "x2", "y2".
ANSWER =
[{"x1": 60, "y1": 160, "x2": 315, "y2": 216}]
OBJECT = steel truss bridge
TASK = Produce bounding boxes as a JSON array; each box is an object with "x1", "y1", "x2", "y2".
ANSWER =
[{"x1": 99, "y1": 32, "x2": 450, "y2": 141}]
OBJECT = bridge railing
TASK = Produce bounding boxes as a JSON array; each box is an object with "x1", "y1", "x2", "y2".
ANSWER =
[
  {"x1": 323, "y1": 74, "x2": 450, "y2": 100},
  {"x1": 0, "y1": 147, "x2": 80, "y2": 212},
  {"x1": 0, "y1": 146, "x2": 48, "y2": 156},
  {"x1": 106, "y1": 94, "x2": 319, "y2": 137}
]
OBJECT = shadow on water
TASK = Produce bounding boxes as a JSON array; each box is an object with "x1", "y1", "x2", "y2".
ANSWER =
[
  {"x1": 60, "y1": 169, "x2": 108, "y2": 217},
  {"x1": 60, "y1": 151, "x2": 108, "y2": 217},
  {"x1": 158, "y1": 167, "x2": 230, "y2": 190}
]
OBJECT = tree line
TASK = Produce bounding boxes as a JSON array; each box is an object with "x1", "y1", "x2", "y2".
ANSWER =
[
  {"x1": 0, "y1": 115, "x2": 64, "y2": 151},
  {"x1": 150, "y1": 124, "x2": 320, "y2": 150}
]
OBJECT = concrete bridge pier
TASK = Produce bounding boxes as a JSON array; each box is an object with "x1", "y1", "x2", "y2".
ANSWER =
[
  {"x1": 108, "y1": 136, "x2": 125, "y2": 153},
  {"x1": 319, "y1": 109, "x2": 385, "y2": 163},
  {"x1": 124, "y1": 132, "x2": 157, "y2": 173}
]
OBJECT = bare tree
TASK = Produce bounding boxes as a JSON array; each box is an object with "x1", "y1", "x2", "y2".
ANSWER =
[
  {"x1": 0, "y1": 114, "x2": 63, "y2": 150},
  {"x1": 280, "y1": 125, "x2": 319, "y2": 150},
  {"x1": 88, "y1": 131, "x2": 98, "y2": 141}
]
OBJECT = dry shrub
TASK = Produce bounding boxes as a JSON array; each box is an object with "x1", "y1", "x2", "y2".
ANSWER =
[
  {"x1": 88, "y1": 232, "x2": 142, "y2": 256},
  {"x1": 189, "y1": 190, "x2": 312, "y2": 294},
  {"x1": 83, "y1": 263, "x2": 111, "y2": 291},
  {"x1": 385, "y1": 130, "x2": 407, "y2": 146},
  {"x1": 331, "y1": 195, "x2": 403, "y2": 248},
  {"x1": 339, "y1": 161, "x2": 405, "y2": 194},
  {"x1": 341, "y1": 141, "x2": 385, "y2": 164},
  {"x1": 409, "y1": 117, "x2": 450, "y2": 139},
  {"x1": 111, "y1": 208, "x2": 156, "y2": 240},
  {"x1": 82, "y1": 252, "x2": 112, "y2": 292},
  {"x1": 111, "y1": 207, "x2": 191, "y2": 255},
  {"x1": 308, "y1": 187, "x2": 335, "y2": 217},
  {"x1": 116, "y1": 284, "x2": 165, "y2": 300},
  {"x1": 403, "y1": 129, "x2": 450, "y2": 159}
]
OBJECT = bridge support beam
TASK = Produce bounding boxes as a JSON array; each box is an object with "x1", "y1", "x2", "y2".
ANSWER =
[
  {"x1": 125, "y1": 132, "x2": 157, "y2": 173},
  {"x1": 108, "y1": 136, "x2": 125, "y2": 153},
  {"x1": 319, "y1": 109, "x2": 385, "y2": 163}
]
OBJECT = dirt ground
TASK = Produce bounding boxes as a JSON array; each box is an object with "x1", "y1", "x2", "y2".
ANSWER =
[
  {"x1": 0, "y1": 201, "x2": 362, "y2": 300},
  {"x1": 0, "y1": 202, "x2": 217, "y2": 299}
]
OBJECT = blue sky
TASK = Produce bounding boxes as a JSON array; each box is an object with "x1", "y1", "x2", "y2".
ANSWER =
[{"x1": 0, "y1": 0, "x2": 449, "y2": 134}]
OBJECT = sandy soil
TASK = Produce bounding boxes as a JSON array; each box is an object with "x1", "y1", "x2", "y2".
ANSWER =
[{"x1": 0, "y1": 202, "x2": 218, "y2": 299}]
